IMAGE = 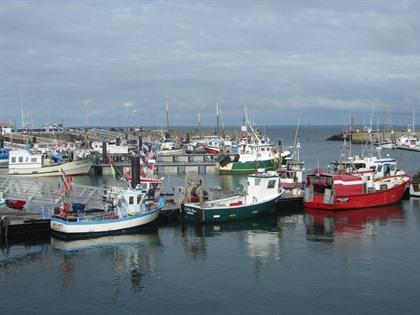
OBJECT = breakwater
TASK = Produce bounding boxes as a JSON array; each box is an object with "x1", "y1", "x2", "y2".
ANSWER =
[{"x1": 326, "y1": 129, "x2": 409, "y2": 144}]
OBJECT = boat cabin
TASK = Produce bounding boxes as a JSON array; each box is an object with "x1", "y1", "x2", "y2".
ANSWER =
[
  {"x1": 246, "y1": 171, "x2": 282, "y2": 202},
  {"x1": 8, "y1": 149, "x2": 43, "y2": 169},
  {"x1": 331, "y1": 155, "x2": 399, "y2": 179}
]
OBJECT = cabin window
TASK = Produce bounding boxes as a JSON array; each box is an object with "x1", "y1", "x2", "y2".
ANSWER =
[
  {"x1": 11, "y1": 157, "x2": 16, "y2": 163},
  {"x1": 255, "y1": 178, "x2": 261, "y2": 186},
  {"x1": 267, "y1": 180, "x2": 276, "y2": 189},
  {"x1": 129, "y1": 196, "x2": 134, "y2": 205},
  {"x1": 137, "y1": 195, "x2": 141, "y2": 204},
  {"x1": 18, "y1": 156, "x2": 23, "y2": 163},
  {"x1": 377, "y1": 165, "x2": 382, "y2": 172},
  {"x1": 31, "y1": 157, "x2": 37, "y2": 163}
]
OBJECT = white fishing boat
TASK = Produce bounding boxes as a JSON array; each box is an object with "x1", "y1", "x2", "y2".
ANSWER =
[
  {"x1": 158, "y1": 140, "x2": 185, "y2": 155},
  {"x1": 8, "y1": 149, "x2": 92, "y2": 177},
  {"x1": 396, "y1": 109, "x2": 420, "y2": 152},
  {"x1": 396, "y1": 135, "x2": 420, "y2": 152},
  {"x1": 376, "y1": 139, "x2": 396, "y2": 149},
  {"x1": 51, "y1": 184, "x2": 166, "y2": 239}
]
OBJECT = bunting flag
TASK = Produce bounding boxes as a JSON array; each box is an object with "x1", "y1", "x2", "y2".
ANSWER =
[
  {"x1": 110, "y1": 164, "x2": 116, "y2": 178},
  {"x1": 60, "y1": 168, "x2": 73, "y2": 193}
]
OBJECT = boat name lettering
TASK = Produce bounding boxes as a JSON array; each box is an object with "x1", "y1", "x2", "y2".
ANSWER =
[
  {"x1": 52, "y1": 222, "x2": 64, "y2": 229},
  {"x1": 336, "y1": 197, "x2": 349, "y2": 202}
]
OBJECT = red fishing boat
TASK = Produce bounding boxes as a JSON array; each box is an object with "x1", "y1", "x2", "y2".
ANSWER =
[
  {"x1": 203, "y1": 145, "x2": 222, "y2": 155},
  {"x1": 304, "y1": 172, "x2": 409, "y2": 210}
]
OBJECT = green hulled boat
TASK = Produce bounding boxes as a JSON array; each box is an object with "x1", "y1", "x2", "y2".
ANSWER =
[
  {"x1": 218, "y1": 158, "x2": 274, "y2": 175},
  {"x1": 183, "y1": 171, "x2": 285, "y2": 223},
  {"x1": 217, "y1": 142, "x2": 276, "y2": 175}
]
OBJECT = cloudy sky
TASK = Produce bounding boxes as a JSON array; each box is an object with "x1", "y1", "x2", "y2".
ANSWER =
[{"x1": 0, "y1": 0, "x2": 419, "y2": 127}]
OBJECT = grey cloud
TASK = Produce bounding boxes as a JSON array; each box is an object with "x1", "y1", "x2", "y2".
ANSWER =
[{"x1": 0, "y1": 0, "x2": 418, "y2": 127}]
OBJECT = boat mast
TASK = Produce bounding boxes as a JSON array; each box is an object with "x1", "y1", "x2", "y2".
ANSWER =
[
  {"x1": 165, "y1": 96, "x2": 170, "y2": 132},
  {"x1": 20, "y1": 89, "x2": 25, "y2": 130},
  {"x1": 293, "y1": 119, "x2": 301, "y2": 163},
  {"x1": 198, "y1": 113, "x2": 201, "y2": 138},
  {"x1": 413, "y1": 107, "x2": 416, "y2": 135},
  {"x1": 216, "y1": 102, "x2": 220, "y2": 136}
]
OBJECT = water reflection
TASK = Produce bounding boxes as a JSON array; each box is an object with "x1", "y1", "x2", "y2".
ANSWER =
[
  {"x1": 409, "y1": 197, "x2": 420, "y2": 210},
  {"x1": 179, "y1": 209, "x2": 304, "y2": 278},
  {"x1": 51, "y1": 230, "x2": 161, "y2": 294},
  {"x1": 304, "y1": 203, "x2": 405, "y2": 242}
]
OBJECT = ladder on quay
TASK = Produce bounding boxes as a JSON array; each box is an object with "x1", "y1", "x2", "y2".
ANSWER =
[{"x1": 0, "y1": 176, "x2": 110, "y2": 211}]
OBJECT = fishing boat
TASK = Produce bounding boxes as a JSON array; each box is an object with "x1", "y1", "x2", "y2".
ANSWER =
[
  {"x1": 278, "y1": 161, "x2": 305, "y2": 190},
  {"x1": 183, "y1": 171, "x2": 285, "y2": 223},
  {"x1": 396, "y1": 135, "x2": 420, "y2": 152},
  {"x1": 91, "y1": 139, "x2": 131, "y2": 155},
  {"x1": 410, "y1": 171, "x2": 420, "y2": 197},
  {"x1": 303, "y1": 172, "x2": 409, "y2": 210},
  {"x1": 331, "y1": 128, "x2": 407, "y2": 181},
  {"x1": 376, "y1": 139, "x2": 396, "y2": 149},
  {"x1": 8, "y1": 149, "x2": 92, "y2": 177},
  {"x1": 202, "y1": 136, "x2": 229, "y2": 155},
  {"x1": 215, "y1": 123, "x2": 275, "y2": 174},
  {"x1": 50, "y1": 184, "x2": 166, "y2": 239},
  {"x1": 395, "y1": 109, "x2": 420, "y2": 151}
]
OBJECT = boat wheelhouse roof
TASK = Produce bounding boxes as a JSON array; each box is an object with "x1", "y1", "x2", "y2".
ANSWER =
[{"x1": 309, "y1": 173, "x2": 362, "y2": 182}]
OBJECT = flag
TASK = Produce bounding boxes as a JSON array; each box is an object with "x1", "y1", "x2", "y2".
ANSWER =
[
  {"x1": 108, "y1": 156, "x2": 116, "y2": 178},
  {"x1": 60, "y1": 168, "x2": 73, "y2": 193},
  {"x1": 110, "y1": 164, "x2": 116, "y2": 178}
]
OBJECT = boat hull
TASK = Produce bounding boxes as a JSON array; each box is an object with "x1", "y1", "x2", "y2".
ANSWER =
[
  {"x1": 183, "y1": 195, "x2": 281, "y2": 223},
  {"x1": 9, "y1": 159, "x2": 92, "y2": 177},
  {"x1": 158, "y1": 149, "x2": 185, "y2": 156},
  {"x1": 396, "y1": 145, "x2": 420, "y2": 152},
  {"x1": 218, "y1": 159, "x2": 274, "y2": 175},
  {"x1": 203, "y1": 146, "x2": 222, "y2": 155},
  {"x1": 304, "y1": 181, "x2": 407, "y2": 210},
  {"x1": 50, "y1": 209, "x2": 160, "y2": 239}
]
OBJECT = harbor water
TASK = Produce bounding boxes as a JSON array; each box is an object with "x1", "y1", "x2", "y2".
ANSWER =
[{"x1": 1, "y1": 126, "x2": 419, "y2": 315}]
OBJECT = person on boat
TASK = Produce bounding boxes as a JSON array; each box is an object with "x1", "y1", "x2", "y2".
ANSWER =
[{"x1": 384, "y1": 165, "x2": 391, "y2": 177}]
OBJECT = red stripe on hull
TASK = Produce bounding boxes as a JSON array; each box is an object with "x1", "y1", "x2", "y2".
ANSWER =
[{"x1": 304, "y1": 181, "x2": 407, "y2": 210}]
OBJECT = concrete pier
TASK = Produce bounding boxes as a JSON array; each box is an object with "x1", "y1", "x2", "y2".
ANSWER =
[
  {"x1": 0, "y1": 206, "x2": 50, "y2": 243},
  {"x1": 92, "y1": 153, "x2": 219, "y2": 175}
]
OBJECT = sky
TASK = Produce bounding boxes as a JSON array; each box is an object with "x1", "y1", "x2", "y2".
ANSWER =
[{"x1": 0, "y1": 0, "x2": 419, "y2": 128}]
